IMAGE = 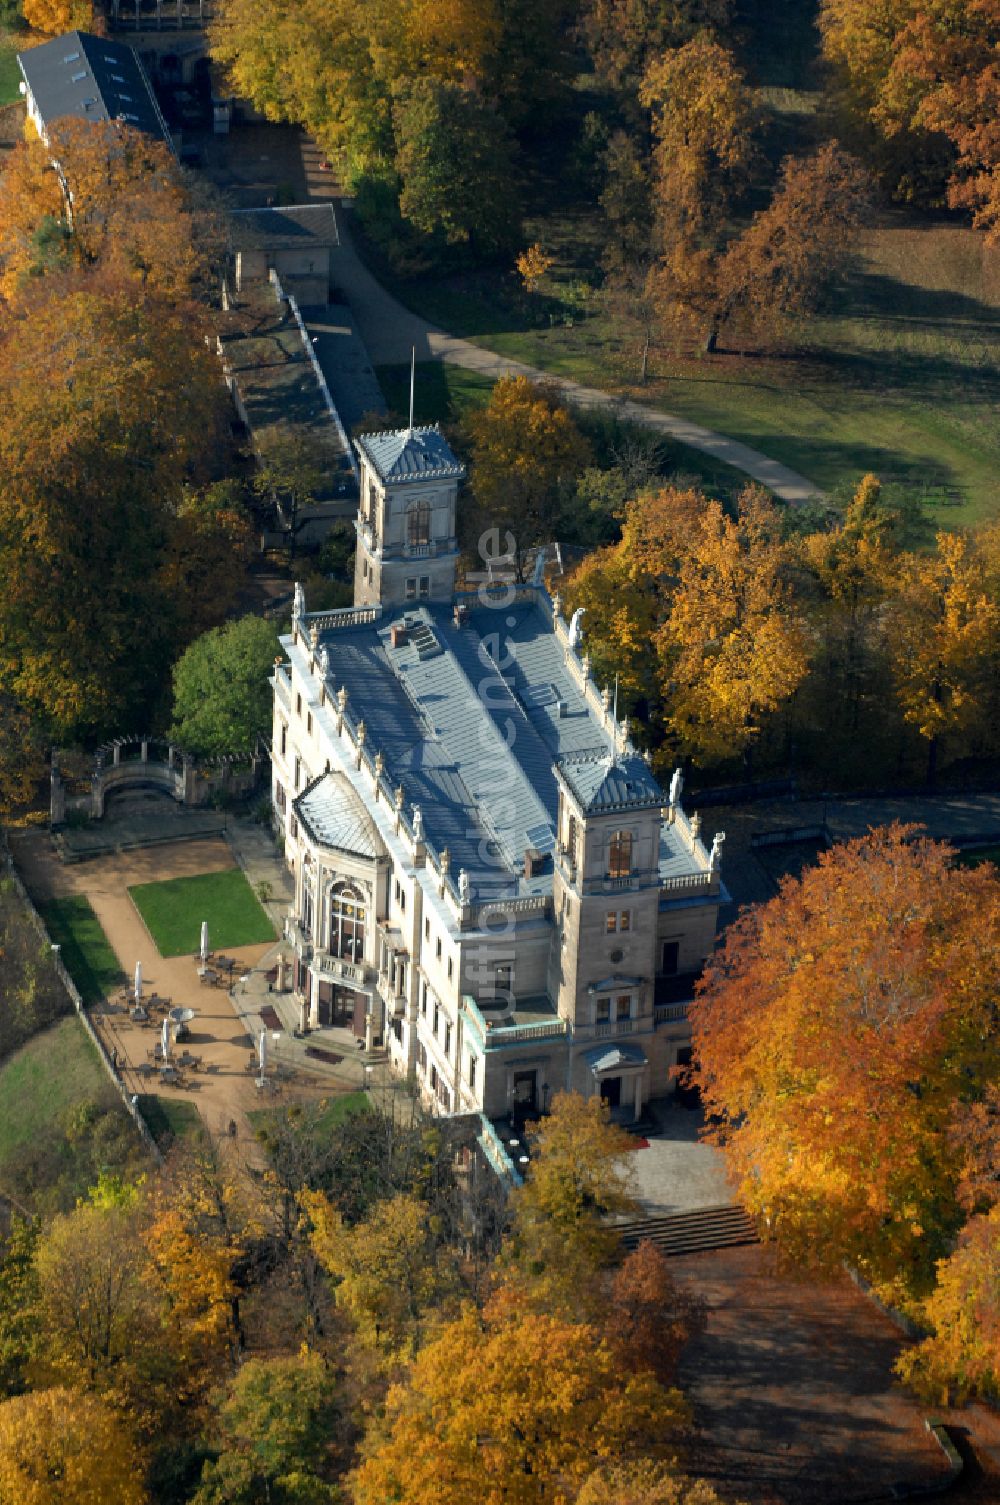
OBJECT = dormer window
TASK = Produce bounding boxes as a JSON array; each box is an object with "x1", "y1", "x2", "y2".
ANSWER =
[{"x1": 608, "y1": 830, "x2": 633, "y2": 879}]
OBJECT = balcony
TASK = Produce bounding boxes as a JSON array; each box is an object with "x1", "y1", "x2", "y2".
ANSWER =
[
  {"x1": 654, "y1": 1002, "x2": 689, "y2": 1025},
  {"x1": 403, "y1": 541, "x2": 434, "y2": 559},
  {"x1": 461, "y1": 994, "x2": 568, "y2": 1051},
  {"x1": 311, "y1": 951, "x2": 373, "y2": 986},
  {"x1": 594, "y1": 1018, "x2": 634, "y2": 1039}
]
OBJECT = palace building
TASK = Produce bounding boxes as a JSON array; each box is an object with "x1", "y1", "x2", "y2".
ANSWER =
[{"x1": 270, "y1": 418, "x2": 726, "y2": 1123}]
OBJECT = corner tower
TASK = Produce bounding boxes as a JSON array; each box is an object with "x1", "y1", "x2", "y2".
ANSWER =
[{"x1": 353, "y1": 425, "x2": 465, "y2": 609}]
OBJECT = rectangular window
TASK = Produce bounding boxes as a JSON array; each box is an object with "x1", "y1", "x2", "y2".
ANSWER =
[
  {"x1": 424, "y1": 918, "x2": 430, "y2": 940},
  {"x1": 447, "y1": 958, "x2": 453, "y2": 981},
  {"x1": 620, "y1": 910, "x2": 631, "y2": 933},
  {"x1": 296, "y1": 693, "x2": 302, "y2": 716},
  {"x1": 596, "y1": 998, "x2": 611, "y2": 1023},
  {"x1": 444, "y1": 1022, "x2": 452, "y2": 1057},
  {"x1": 433, "y1": 1003, "x2": 439, "y2": 1034},
  {"x1": 430, "y1": 1064, "x2": 438, "y2": 1091},
  {"x1": 279, "y1": 721, "x2": 287, "y2": 757},
  {"x1": 608, "y1": 830, "x2": 633, "y2": 879},
  {"x1": 469, "y1": 1055, "x2": 477, "y2": 1089},
  {"x1": 436, "y1": 938, "x2": 442, "y2": 960},
  {"x1": 405, "y1": 578, "x2": 417, "y2": 600},
  {"x1": 417, "y1": 1040, "x2": 427, "y2": 1072},
  {"x1": 294, "y1": 756, "x2": 301, "y2": 790},
  {"x1": 274, "y1": 783, "x2": 286, "y2": 812},
  {"x1": 421, "y1": 982, "x2": 428, "y2": 1016},
  {"x1": 289, "y1": 815, "x2": 298, "y2": 840},
  {"x1": 606, "y1": 911, "x2": 617, "y2": 933},
  {"x1": 661, "y1": 941, "x2": 680, "y2": 976},
  {"x1": 616, "y1": 994, "x2": 632, "y2": 1020},
  {"x1": 306, "y1": 711, "x2": 312, "y2": 735},
  {"x1": 419, "y1": 576, "x2": 430, "y2": 598},
  {"x1": 495, "y1": 963, "x2": 512, "y2": 998}
]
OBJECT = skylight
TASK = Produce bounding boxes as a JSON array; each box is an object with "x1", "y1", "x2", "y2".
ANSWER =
[{"x1": 70, "y1": 70, "x2": 87, "y2": 83}]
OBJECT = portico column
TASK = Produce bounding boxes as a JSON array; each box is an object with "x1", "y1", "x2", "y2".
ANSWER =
[
  {"x1": 309, "y1": 969, "x2": 320, "y2": 1028},
  {"x1": 634, "y1": 1075, "x2": 644, "y2": 1122}
]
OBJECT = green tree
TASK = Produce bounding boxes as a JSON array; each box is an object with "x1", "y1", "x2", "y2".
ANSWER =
[
  {"x1": 194, "y1": 1351, "x2": 339, "y2": 1505},
  {"x1": 169, "y1": 616, "x2": 280, "y2": 759},
  {"x1": 395, "y1": 79, "x2": 520, "y2": 254}
]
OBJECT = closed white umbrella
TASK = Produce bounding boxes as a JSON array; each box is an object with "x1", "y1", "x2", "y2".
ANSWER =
[
  {"x1": 134, "y1": 961, "x2": 142, "y2": 1001},
  {"x1": 200, "y1": 921, "x2": 209, "y2": 963},
  {"x1": 258, "y1": 1029, "x2": 267, "y2": 1076},
  {"x1": 161, "y1": 1017, "x2": 170, "y2": 1061}
]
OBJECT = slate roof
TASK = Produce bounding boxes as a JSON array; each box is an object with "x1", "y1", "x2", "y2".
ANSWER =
[
  {"x1": 293, "y1": 773, "x2": 383, "y2": 858},
  {"x1": 17, "y1": 31, "x2": 171, "y2": 147},
  {"x1": 355, "y1": 425, "x2": 465, "y2": 486},
  {"x1": 556, "y1": 750, "x2": 664, "y2": 814},
  {"x1": 291, "y1": 592, "x2": 706, "y2": 902},
  {"x1": 230, "y1": 205, "x2": 340, "y2": 252},
  {"x1": 583, "y1": 1043, "x2": 648, "y2": 1073}
]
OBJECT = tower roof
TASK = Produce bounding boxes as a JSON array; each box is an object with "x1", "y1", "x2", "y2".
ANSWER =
[
  {"x1": 354, "y1": 424, "x2": 466, "y2": 485},
  {"x1": 556, "y1": 750, "x2": 663, "y2": 814}
]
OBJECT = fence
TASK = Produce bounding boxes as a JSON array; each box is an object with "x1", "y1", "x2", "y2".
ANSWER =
[{"x1": 0, "y1": 838, "x2": 163, "y2": 1164}]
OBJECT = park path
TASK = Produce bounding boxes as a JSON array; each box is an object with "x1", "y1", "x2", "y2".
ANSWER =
[{"x1": 299, "y1": 138, "x2": 823, "y2": 506}]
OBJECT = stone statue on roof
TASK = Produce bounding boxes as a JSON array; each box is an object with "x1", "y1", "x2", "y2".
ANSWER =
[
  {"x1": 710, "y1": 830, "x2": 725, "y2": 870},
  {"x1": 293, "y1": 581, "x2": 305, "y2": 623},
  {"x1": 568, "y1": 607, "x2": 586, "y2": 649},
  {"x1": 412, "y1": 804, "x2": 423, "y2": 840},
  {"x1": 459, "y1": 868, "x2": 470, "y2": 903},
  {"x1": 669, "y1": 766, "x2": 683, "y2": 809},
  {"x1": 318, "y1": 646, "x2": 330, "y2": 678}
]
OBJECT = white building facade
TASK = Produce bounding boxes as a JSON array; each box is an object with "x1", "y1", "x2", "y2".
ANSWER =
[{"x1": 270, "y1": 422, "x2": 725, "y2": 1124}]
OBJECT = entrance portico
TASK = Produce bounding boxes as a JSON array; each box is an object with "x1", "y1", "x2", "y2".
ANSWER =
[{"x1": 584, "y1": 1042, "x2": 648, "y2": 1122}]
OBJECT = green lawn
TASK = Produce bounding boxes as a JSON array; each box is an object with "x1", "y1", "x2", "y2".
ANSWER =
[
  {"x1": 128, "y1": 867, "x2": 276, "y2": 958},
  {"x1": 955, "y1": 844, "x2": 1000, "y2": 868},
  {"x1": 0, "y1": 36, "x2": 22, "y2": 108},
  {"x1": 40, "y1": 895, "x2": 124, "y2": 1005},
  {"x1": 364, "y1": 210, "x2": 1000, "y2": 526},
  {"x1": 135, "y1": 1094, "x2": 203, "y2": 1148},
  {"x1": 0, "y1": 1015, "x2": 112, "y2": 1165},
  {"x1": 249, "y1": 1090, "x2": 370, "y2": 1140}
]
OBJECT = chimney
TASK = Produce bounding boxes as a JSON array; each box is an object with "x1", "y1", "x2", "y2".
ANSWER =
[
  {"x1": 524, "y1": 848, "x2": 546, "y2": 879},
  {"x1": 390, "y1": 621, "x2": 408, "y2": 649}
]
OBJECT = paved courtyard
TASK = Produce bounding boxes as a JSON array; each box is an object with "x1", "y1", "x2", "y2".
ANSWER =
[
  {"x1": 11, "y1": 826, "x2": 378, "y2": 1153},
  {"x1": 671, "y1": 1244, "x2": 953, "y2": 1504}
]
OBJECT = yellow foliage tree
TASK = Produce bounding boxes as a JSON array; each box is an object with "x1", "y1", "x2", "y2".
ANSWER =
[
  {"x1": 578, "y1": 1461, "x2": 737, "y2": 1505},
  {"x1": 352, "y1": 1305, "x2": 687, "y2": 1505},
  {"x1": 0, "y1": 1387, "x2": 147, "y2": 1505},
  {"x1": 562, "y1": 544, "x2": 659, "y2": 701},
  {"x1": 896, "y1": 1203, "x2": 1000, "y2": 1403},
  {"x1": 516, "y1": 242, "x2": 555, "y2": 292},
  {"x1": 658, "y1": 487, "x2": 810, "y2": 767},
  {"x1": 22, "y1": 0, "x2": 94, "y2": 35},
  {"x1": 889, "y1": 530, "x2": 1000, "y2": 783},
  {"x1": 307, "y1": 1190, "x2": 455, "y2": 1357}
]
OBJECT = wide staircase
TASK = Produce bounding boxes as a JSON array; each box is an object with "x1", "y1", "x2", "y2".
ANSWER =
[{"x1": 615, "y1": 1203, "x2": 759, "y2": 1258}]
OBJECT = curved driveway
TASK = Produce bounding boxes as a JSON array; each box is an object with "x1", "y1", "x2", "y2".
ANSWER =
[{"x1": 326, "y1": 206, "x2": 823, "y2": 505}]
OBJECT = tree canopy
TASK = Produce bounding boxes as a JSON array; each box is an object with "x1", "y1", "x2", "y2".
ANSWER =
[
  {"x1": 690, "y1": 825, "x2": 1000, "y2": 1308},
  {"x1": 169, "y1": 616, "x2": 281, "y2": 759}
]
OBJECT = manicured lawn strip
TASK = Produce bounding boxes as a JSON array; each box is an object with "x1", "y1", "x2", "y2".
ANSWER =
[
  {"x1": 0, "y1": 1016, "x2": 113, "y2": 1165},
  {"x1": 0, "y1": 39, "x2": 22, "y2": 108},
  {"x1": 40, "y1": 895, "x2": 124, "y2": 1005},
  {"x1": 955, "y1": 844, "x2": 1000, "y2": 868},
  {"x1": 128, "y1": 868, "x2": 276, "y2": 957},
  {"x1": 248, "y1": 1090, "x2": 370, "y2": 1140},
  {"x1": 135, "y1": 1094, "x2": 203, "y2": 1147}
]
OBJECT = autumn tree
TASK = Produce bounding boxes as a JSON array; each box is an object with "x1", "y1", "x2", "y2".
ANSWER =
[
  {"x1": 0, "y1": 272, "x2": 226, "y2": 782},
  {"x1": 710, "y1": 144, "x2": 870, "y2": 348},
  {"x1": 0, "y1": 1387, "x2": 148, "y2": 1505},
  {"x1": 581, "y1": 0, "x2": 733, "y2": 93},
  {"x1": 21, "y1": 0, "x2": 93, "y2": 33},
  {"x1": 577, "y1": 1463, "x2": 736, "y2": 1505},
  {"x1": 307, "y1": 1190, "x2": 457, "y2": 1357},
  {"x1": 888, "y1": 530, "x2": 1000, "y2": 783},
  {"x1": 169, "y1": 616, "x2": 280, "y2": 760},
  {"x1": 606, "y1": 1239, "x2": 706, "y2": 1385},
  {"x1": 351, "y1": 1305, "x2": 687, "y2": 1505},
  {"x1": 158, "y1": 483, "x2": 256, "y2": 641},
  {"x1": 395, "y1": 79, "x2": 520, "y2": 254},
  {"x1": 690, "y1": 825, "x2": 1000, "y2": 1308},
  {"x1": 466, "y1": 376, "x2": 591, "y2": 575},
  {"x1": 193, "y1": 1351, "x2": 339, "y2": 1505},
  {"x1": 657, "y1": 487, "x2": 810, "y2": 767},
  {"x1": 562, "y1": 545, "x2": 660, "y2": 701},
  {"x1": 0, "y1": 120, "x2": 223, "y2": 307},
  {"x1": 498, "y1": 1092, "x2": 637, "y2": 1318},
  {"x1": 896, "y1": 1203, "x2": 1000, "y2": 1403}
]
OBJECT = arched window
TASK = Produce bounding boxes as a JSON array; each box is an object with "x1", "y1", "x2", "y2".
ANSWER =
[
  {"x1": 407, "y1": 499, "x2": 431, "y2": 548},
  {"x1": 608, "y1": 830, "x2": 633, "y2": 879},
  {"x1": 329, "y1": 883, "x2": 365, "y2": 960}
]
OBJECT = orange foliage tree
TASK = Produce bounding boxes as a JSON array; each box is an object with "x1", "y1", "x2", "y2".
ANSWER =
[
  {"x1": 0, "y1": 1387, "x2": 147, "y2": 1505},
  {"x1": 22, "y1": 0, "x2": 95, "y2": 34},
  {"x1": 0, "y1": 119, "x2": 222, "y2": 307},
  {"x1": 690, "y1": 824, "x2": 1000, "y2": 1308},
  {"x1": 351, "y1": 1304, "x2": 688, "y2": 1505}
]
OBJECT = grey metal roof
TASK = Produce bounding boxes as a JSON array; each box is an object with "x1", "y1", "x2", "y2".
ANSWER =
[
  {"x1": 302, "y1": 591, "x2": 702, "y2": 901},
  {"x1": 583, "y1": 1043, "x2": 648, "y2": 1073},
  {"x1": 556, "y1": 751, "x2": 664, "y2": 814},
  {"x1": 355, "y1": 425, "x2": 465, "y2": 485},
  {"x1": 293, "y1": 773, "x2": 383, "y2": 858},
  {"x1": 17, "y1": 31, "x2": 170, "y2": 147},
  {"x1": 230, "y1": 205, "x2": 340, "y2": 252}
]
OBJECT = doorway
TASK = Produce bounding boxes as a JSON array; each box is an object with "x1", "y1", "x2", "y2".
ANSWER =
[{"x1": 599, "y1": 1076, "x2": 622, "y2": 1108}]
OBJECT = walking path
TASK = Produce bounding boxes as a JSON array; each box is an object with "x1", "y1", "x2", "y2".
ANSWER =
[{"x1": 298, "y1": 139, "x2": 823, "y2": 506}]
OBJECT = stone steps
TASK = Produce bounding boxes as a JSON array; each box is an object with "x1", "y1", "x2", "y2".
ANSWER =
[{"x1": 615, "y1": 1202, "x2": 759, "y2": 1258}]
